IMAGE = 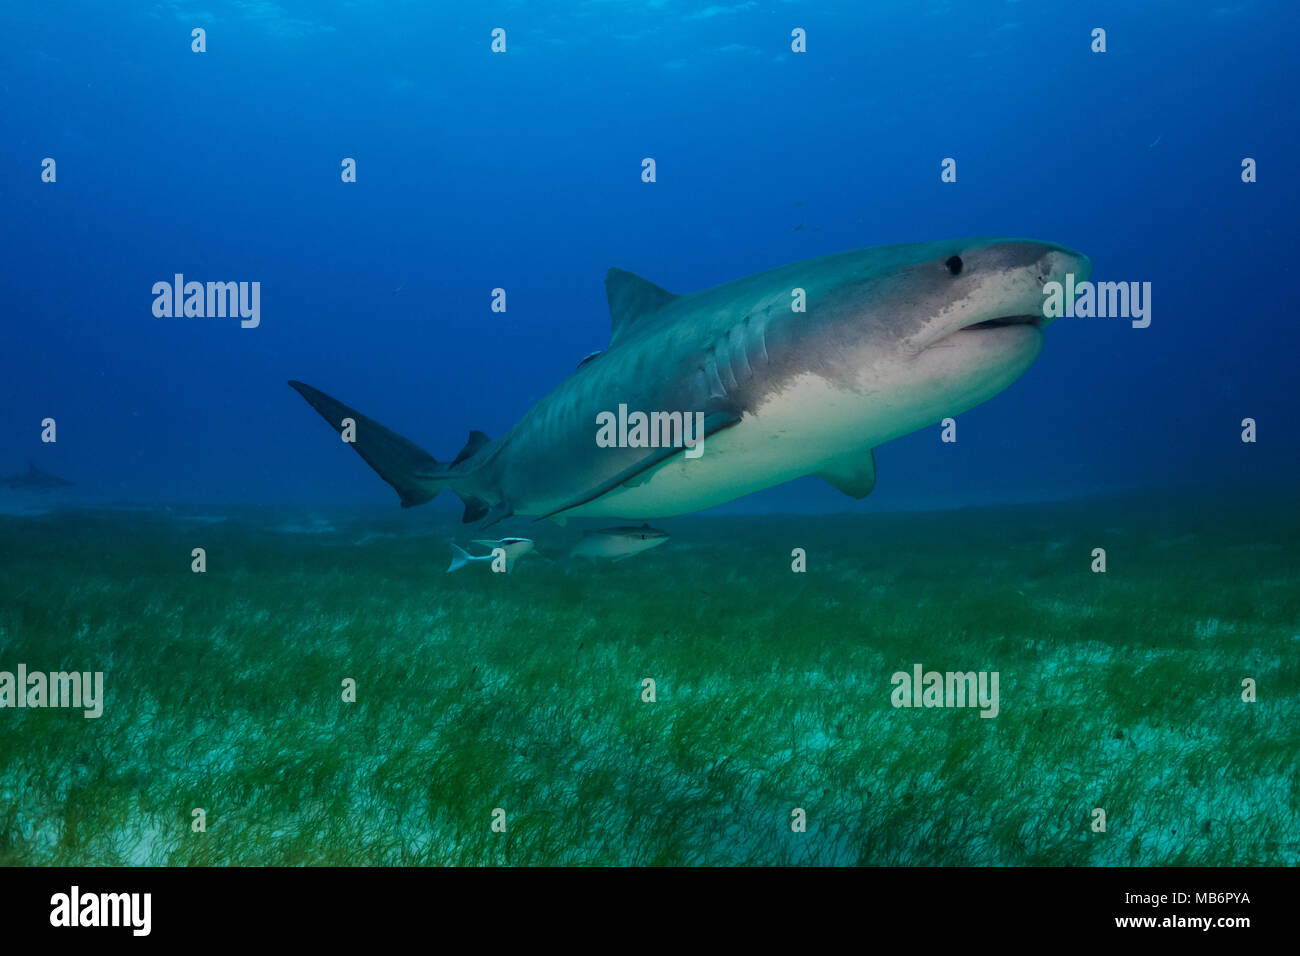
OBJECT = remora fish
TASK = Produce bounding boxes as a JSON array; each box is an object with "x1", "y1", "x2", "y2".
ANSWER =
[
  {"x1": 570, "y1": 524, "x2": 669, "y2": 562},
  {"x1": 446, "y1": 537, "x2": 535, "y2": 573},
  {"x1": 291, "y1": 238, "x2": 1089, "y2": 523},
  {"x1": 1, "y1": 461, "x2": 74, "y2": 491}
]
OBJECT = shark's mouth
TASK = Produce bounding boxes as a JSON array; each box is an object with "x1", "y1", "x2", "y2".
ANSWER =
[
  {"x1": 960, "y1": 314, "x2": 1042, "y2": 331},
  {"x1": 922, "y1": 312, "x2": 1045, "y2": 352}
]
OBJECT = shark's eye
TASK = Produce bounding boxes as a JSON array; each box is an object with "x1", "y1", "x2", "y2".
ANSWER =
[{"x1": 945, "y1": 256, "x2": 963, "y2": 276}]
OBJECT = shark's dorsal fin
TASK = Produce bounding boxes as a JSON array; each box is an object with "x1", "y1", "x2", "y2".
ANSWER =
[
  {"x1": 451, "y1": 430, "x2": 491, "y2": 467},
  {"x1": 605, "y1": 268, "x2": 676, "y2": 342},
  {"x1": 814, "y1": 448, "x2": 877, "y2": 499}
]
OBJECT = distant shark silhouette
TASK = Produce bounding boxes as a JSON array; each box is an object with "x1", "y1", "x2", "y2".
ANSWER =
[
  {"x1": 1, "y1": 461, "x2": 74, "y2": 491},
  {"x1": 291, "y1": 238, "x2": 1090, "y2": 526}
]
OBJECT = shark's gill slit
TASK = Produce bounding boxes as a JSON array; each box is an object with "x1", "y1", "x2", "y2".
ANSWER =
[
  {"x1": 716, "y1": 342, "x2": 739, "y2": 391},
  {"x1": 703, "y1": 350, "x2": 727, "y2": 399},
  {"x1": 730, "y1": 327, "x2": 754, "y2": 380}
]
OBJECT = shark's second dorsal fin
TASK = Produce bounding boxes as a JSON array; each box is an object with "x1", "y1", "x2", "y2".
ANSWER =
[
  {"x1": 451, "y1": 430, "x2": 491, "y2": 467},
  {"x1": 605, "y1": 268, "x2": 676, "y2": 342}
]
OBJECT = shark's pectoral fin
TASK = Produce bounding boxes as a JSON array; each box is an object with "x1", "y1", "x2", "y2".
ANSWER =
[
  {"x1": 534, "y1": 411, "x2": 743, "y2": 522},
  {"x1": 548, "y1": 514, "x2": 568, "y2": 527},
  {"x1": 814, "y1": 448, "x2": 877, "y2": 499}
]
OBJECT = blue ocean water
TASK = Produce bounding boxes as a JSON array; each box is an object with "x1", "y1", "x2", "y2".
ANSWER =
[
  {"x1": 1, "y1": 0, "x2": 1296, "y2": 515},
  {"x1": 2, "y1": 3, "x2": 1298, "y2": 876}
]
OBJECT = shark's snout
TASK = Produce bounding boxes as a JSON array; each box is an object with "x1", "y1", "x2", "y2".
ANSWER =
[
  {"x1": 888, "y1": 239, "x2": 1093, "y2": 425},
  {"x1": 920, "y1": 240, "x2": 1092, "y2": 347},
  {"x1": 1033, "y1": 246, "x2": 1092, "y2": 328}
]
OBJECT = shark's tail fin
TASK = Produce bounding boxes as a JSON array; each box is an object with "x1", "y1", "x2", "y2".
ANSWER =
[
  {"x1": 446, "y1": 542, "x2": 475, "y2": 573},
  {"x1": 289, "y1": 380, "x2": 446, "y2": 508}
]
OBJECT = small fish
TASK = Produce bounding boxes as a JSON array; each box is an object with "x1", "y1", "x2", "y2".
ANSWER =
[
  {"x1": 795, "y1": 198, "x2": 808, "y2": 206},
  {"x1": 794, "y1": 223, "x2": 805, "y2": 231},
  {"x1": 570, "y1": 524, "x2": 669, "y2": 562},
  {"x1": 447, "y1": 537, "x2": 536, "y2": 573}
]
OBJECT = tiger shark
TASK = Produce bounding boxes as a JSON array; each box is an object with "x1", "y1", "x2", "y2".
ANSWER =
[{"x1": 290, "y1": 238, "x2": 1089, "y2": 524}]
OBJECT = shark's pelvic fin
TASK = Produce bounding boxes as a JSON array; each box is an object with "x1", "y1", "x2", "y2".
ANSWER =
[
  {"x1": 479, "y1": 500, "x2": 514, "y2": 528},
  {"x1": 814, "y1": 448, "x2": 877, "y2": 499},
  {"x1": 288, "y1": 380, "x2": 444, "y2": 508},
  {"x1": 457, "y1": 494, "x2": 491, "y2": 523},
  {"x1": 605, "y1": 268, "x2": 677, "y2": 342}
]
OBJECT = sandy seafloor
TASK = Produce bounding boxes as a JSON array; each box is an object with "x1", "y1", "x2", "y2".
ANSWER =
[{"x1": 0, "y1": 486, "x2": 1295, "y2": 866}]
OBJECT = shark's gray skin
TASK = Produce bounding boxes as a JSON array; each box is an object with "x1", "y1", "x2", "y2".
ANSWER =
[
  {"x1": 1, "y1": 461, "x2": 74, "y2": 492},
  {"x1": 291, "y1": 237, "x2": 1090, "y2": 524}
]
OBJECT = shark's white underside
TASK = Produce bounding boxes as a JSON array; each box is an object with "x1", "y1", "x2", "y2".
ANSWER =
[
  {"x1": 566, "y1": 324, "x2": 1044, "y2": 519},
  {"x1": 565, "y1": 372, "x2": 895, "y2": 517}
]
